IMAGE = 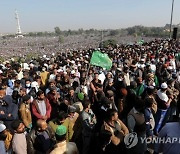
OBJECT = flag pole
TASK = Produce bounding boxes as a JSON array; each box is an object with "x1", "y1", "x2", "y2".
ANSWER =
[
  {"x1": 85, "y1": 63, "x2": 91, "y2": 86},
  {"x1": 169, "y1": 0, "x2": 175, "y2": 39}
]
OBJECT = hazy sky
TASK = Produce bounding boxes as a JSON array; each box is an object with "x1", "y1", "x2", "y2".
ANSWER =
[{"x1": 0, "y1": 0, "x2": 180, "y2": 33}]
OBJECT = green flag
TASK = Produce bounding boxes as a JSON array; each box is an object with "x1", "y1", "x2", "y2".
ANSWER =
[
  {"x1": 90, "y1": 51, "x2": 112, "y2": 70},
  {"x1": 138, "y1": 39, "x2": 144, "y2": 45}
]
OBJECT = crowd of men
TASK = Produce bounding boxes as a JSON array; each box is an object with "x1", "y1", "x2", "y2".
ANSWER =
[{"x1": 0, "y1": 38, "x2": 180, "y2": 154}]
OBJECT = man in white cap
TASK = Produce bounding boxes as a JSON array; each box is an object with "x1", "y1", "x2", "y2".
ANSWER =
[
  {"x1": 0, "y1": 123, "x2": 6, "y2": 154},
  {"x1": 154, "y1": 82, "x2": 172, "y2": 135}
]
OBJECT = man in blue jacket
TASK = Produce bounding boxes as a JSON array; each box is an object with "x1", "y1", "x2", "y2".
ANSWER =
[{"x1": 0, "y1": 94, "x2": 18, "y2": 130}]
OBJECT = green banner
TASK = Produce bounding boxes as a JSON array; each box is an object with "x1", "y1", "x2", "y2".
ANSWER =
[{"x1": 90, "y1": 51, "x2": 112, "y2": 70}]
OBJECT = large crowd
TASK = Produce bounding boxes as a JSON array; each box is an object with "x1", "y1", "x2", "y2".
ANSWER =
[
  {"x1": 0, "y1": 36, "x2": 99, "y2": 58},
  {"x1": 0, "y1": 38, "x2": 180, "y2": 154}
]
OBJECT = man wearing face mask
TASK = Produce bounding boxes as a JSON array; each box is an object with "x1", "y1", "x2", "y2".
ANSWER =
[
  {"x1": 114, "y1": 73, "x2": 126, "y2": 91},
  {"x1": 21, "y1": 71, "x2": 33, "y2": 88},
  {"x1": 29, "y1": 81, "x2": 39, "y2": 99},
  {"x1": 25, "y1": 79, "x2": 32, "y2": 94}
]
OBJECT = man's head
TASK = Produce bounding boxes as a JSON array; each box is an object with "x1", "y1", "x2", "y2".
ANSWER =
[
  {"x1": 25, "y1": 79, "x2": 31, "y2": 88},
  {"x1": 55, "y1": 125, "x2": 67, "y2": 142},
  {"x1": 106, "y1": 109, "x2": 118, "y2": 122},
  {"x1": 22, "y1": 94, "x2": 31, "y2": 104},
  {"x1": 167, "y1": 78, "x2": 175, "y2": 87},
  {"x1": 11, "y1": 120, "x2": 25, "y2": 133},
  {"x1": 83, "y1": 100, "x2": 91, "y2": 111},
  {"x1": 19, "y1": 88, "x2": 27, "y2": 97},
  {"x1": 134, "y1": 98, "x2": 145, "y2": 113},
  {"x1": 49, "y1": 86, "x2": 57, "y2": 95},
  {"x1": 0, "y1": 123, "x2": 6, "y2": 133},
  {"x1": 94, "y1": 73, "x2": 99, "y2": 80},
  {"x1": 49, "y1": 80, "x2": 56, "y2": 88},
  {"x1": 37, "y1": 90, "x2": 45, "y2": 100},
  {"x1": 136, "y1": 77, "x2": 143, "y2": 85},
  {"x1": 57, "y1": 111, "x2": 67, "y2": 125},
  {"x1": 77, "y1": 92, "x2": 84, "y2": 101},
  {"x1": 23, "y1": 71, "x2": 29, "y2": 79},
  {"x1": 0, "y1": 123, "x2": 7, "y2": 140},
  {"x1": 106, "y1": 72, "x2": 112, "y2": 79},
  {"x1": 108, "y1": 78, "x2": 114, "y2": 87},
  {"x1": 145, "y1": 97, "x2": 154, "y2": 108},
  {"x1": 36, "y1": 119, "x2": 47, "y2": 132},
  {"x1": 14, "y1": 80, "x2": 21, "y2": 88},
  {"x1": 0, "y1": 90, "x2": 6, "y2": 99},
  {"x1": 68, "y1": 105, "x2": 76, "y2": 118},
  {"x1": 42, "y1": 67, "x2": 46, "y2": 72},
  {"x1": 146, "y1": 86, "x2": 155, "y2": 95},
  {"x1": 95, "y1": 83, "x2": 103, "y2": 92},
  {"x1": 68, "y1": 87, "x2": 74, "y2": 97},
  {"x1": 106, "y1": 90, "x2": 114, "y2": 101},
  {"x1": 123, "y1": 66, "x2": 129, "y2": 73},
  {"x1": 1, "y1": 79, "x2": 8, "y2": 90},
  {"x1": 160, "y1": 82, "x2": 168, "y2": 91}
]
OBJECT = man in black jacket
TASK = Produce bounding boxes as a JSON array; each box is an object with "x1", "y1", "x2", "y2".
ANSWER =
[{"x1": 27, "y1": 119, "x2": 56, "y2": 154}]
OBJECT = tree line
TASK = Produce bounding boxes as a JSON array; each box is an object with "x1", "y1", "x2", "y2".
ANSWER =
[{"x1": 1, "y1": 25, "x2": 180, "y2": 39}]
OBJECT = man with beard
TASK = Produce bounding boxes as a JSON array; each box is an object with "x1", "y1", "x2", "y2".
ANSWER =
[
  {"x1": 104, "y1": 78, "x2": 116, "y2": 94},
  {"x1": 103, "y1": 72, "x2": 113, "y2": 90},
  {"x1": 45, "y1": 80, "x2": 59, "y2": 95},
  {"x1": 11, "y1": 120, "x2": 27, "y2": 154},
  {"x1": 46, "y1": 86, "x2": 60, "y2": 119},
  {"x1": 32, "y1": 90, "x2": 51, "y2": 121},
  {"x1": 66, "y1": 87, "x2": 78, "y2": 105}
]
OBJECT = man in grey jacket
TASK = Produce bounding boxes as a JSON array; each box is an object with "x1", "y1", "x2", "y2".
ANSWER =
[{"x1": 81, "y1": 100, "x2": 96, "y2": 154}]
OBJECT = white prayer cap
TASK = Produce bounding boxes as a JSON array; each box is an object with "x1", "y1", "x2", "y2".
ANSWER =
[
  {"x1": 71, "y1": 70, "x2": 75, "y2": 74},
  {"x1": 71, "y1": 60, "x2": 75, "y2": 64},
  {"x1": 161, "y1": 82, "x2": 168, "y2": 89},
  {"x1": 0, "y1": 123, "x2": 6, "y2": 133}
]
